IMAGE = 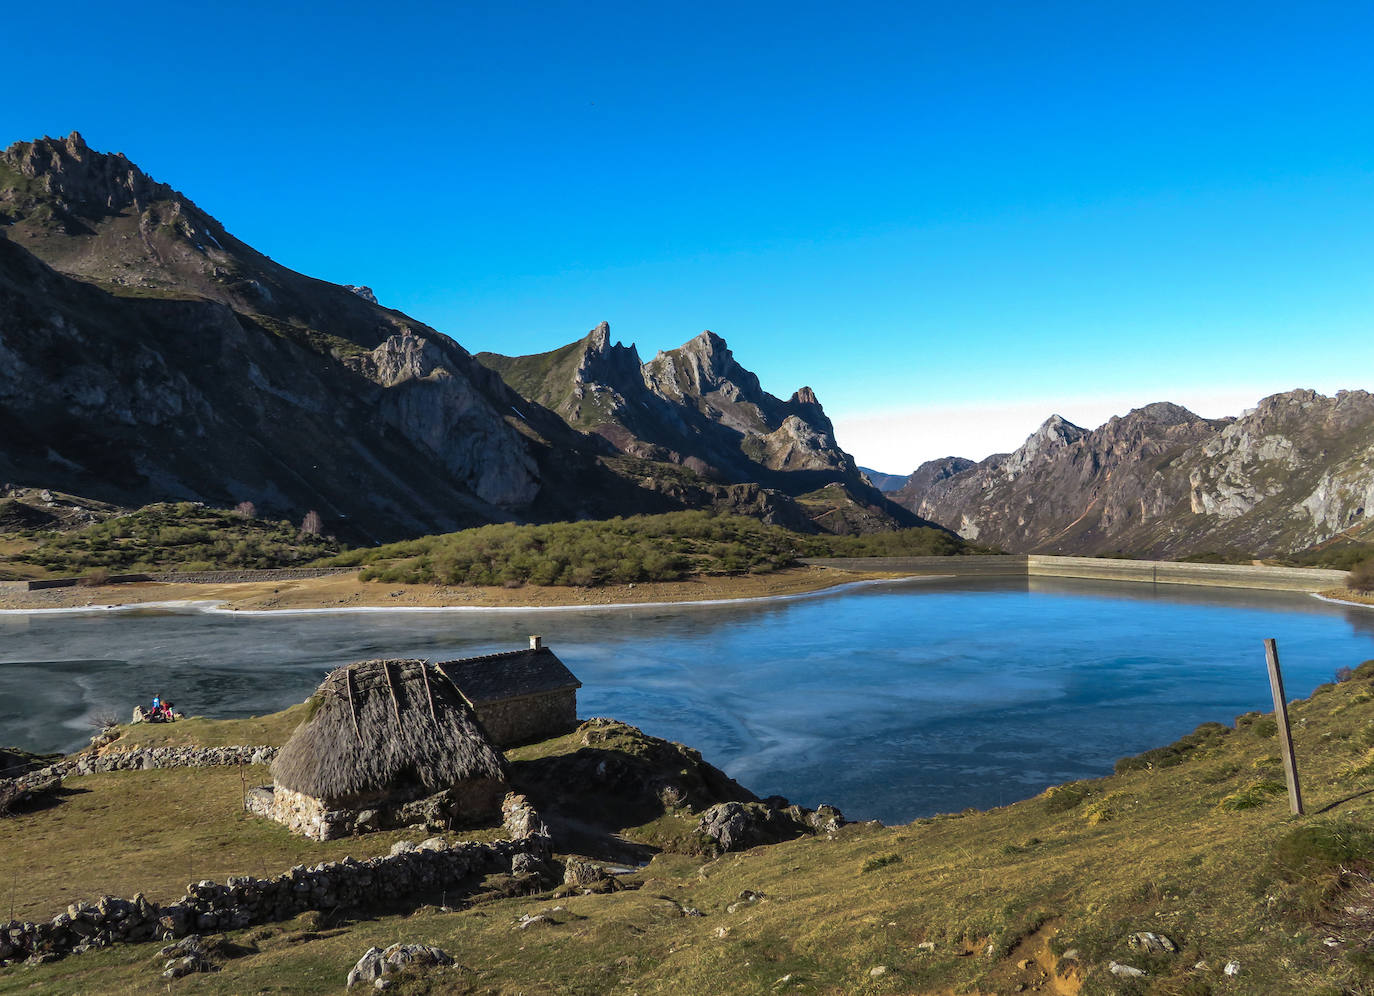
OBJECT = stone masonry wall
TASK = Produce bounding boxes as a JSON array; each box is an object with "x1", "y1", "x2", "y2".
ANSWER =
[
  {"x1": 2, "y1": 746, "x2": 278, "y2": 798},
  {"x1": 0, "y1": 794, "x2": 550, "y2": 967},
  {"x1": 475, "y1": 690, "x2": 578, "y2": 747}
]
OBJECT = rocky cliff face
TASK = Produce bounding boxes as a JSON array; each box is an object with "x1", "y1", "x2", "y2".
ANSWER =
[
  {"x1": 481, "y1": 325, "x2": 862, "y2": 488},
  {"x1": 477, "y1": 323, "x2": 927, "y2": 532},
  {"x1": 916, "y1": 392, "x2": 1374, "y2": 558},
  {"x1": 887, "y1": 457, "x2": 975, "y2": 508}
]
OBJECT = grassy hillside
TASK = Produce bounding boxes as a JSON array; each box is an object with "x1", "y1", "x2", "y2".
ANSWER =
[
  {"x1": 9, "y1": 502, "x2": 341, "y2": 576},
  {"x1": 325, "y1": 511, "x2": 968, "y2": 587},
  {"x1": 8, "y1": 660, "x2": 1374, "y2": 992}
]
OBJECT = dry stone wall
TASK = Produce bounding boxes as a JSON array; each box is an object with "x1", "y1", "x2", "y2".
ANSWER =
[
  {"x1": 2, "y1": 745, "x2": 277, "y2": 798},
  {"x1": 0, "y1": 794, "x2": 550, "y2": 967}
]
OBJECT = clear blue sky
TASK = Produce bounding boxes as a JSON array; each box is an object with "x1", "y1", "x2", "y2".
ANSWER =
[{"x1": 6, "y1": 1, "x2": 1372, "y2": 469}]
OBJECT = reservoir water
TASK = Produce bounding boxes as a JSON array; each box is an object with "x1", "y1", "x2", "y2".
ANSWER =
[{"x1": 3, "y1": 577, "x2": 1373, "y2": 825}]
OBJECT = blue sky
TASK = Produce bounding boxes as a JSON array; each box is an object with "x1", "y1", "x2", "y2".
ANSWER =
[{"x1": 6, "y1": 1, "x2": 1372, "y2": 470}]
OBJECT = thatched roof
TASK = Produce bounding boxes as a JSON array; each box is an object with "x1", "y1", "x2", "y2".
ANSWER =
[
  {"x1": 438, "y1": 647, "x2": 581, "y2": 705},
  {"x1": 271, "y1": 659, "x2": 507, "y2": 803}
]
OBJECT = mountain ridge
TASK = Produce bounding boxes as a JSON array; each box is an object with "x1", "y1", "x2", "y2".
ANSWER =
[{"x1": 910, "y1": 390, "x2": 1374, "y2": 558}]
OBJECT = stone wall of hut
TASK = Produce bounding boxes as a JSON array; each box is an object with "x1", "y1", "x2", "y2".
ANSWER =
[
  {"x1": 251, "y1": 777, "x2": 509, "y2": 841},
  {"x1": 474, "y1": 689, "x2": 577, "y2": 747}
]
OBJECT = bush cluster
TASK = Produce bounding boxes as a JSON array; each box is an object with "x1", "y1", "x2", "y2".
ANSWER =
[
  {"x1": 334, "y1": 511, "x2": 970, "y2": 588},
  {"x1": 1349, "y1": 556, "x2": 1374, "y2": 593},
  {"x1": 19, "y1": 503, "x2": 340, "y2": 574},
  {"x1": 344, "y1": 511, "x2": 798, "y2": 587}
]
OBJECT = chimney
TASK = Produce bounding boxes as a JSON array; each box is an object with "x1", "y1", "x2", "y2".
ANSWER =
[{"x1": 529, "y1": 635, "x2": 543, "y2": 650}]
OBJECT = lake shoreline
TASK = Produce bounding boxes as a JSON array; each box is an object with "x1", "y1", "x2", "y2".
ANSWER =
[{"x1": 0, "y1": 565, "x2": 925, "y2": 615}]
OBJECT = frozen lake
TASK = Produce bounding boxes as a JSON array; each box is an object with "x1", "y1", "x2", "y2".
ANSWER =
[{"x1": 3, "y1": 576, "x2": 1372, "y2": 823}]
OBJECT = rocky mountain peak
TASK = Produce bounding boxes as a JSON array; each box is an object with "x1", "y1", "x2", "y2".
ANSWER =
[
  {"x1": 791, "y1": 386, "x2": 819, "y2": 406},
  {"x1": 575, "y1": 321, "x2": 642, "y2": 383},
  {"x1": 1002, "y1": 414, "x2": 1088, "y2": 478},
  {"x1": 1125, "y1": 401, "x2": 1203, "y2": 426},
  {"x1": 2, "y1": 132, "x2": 177, "y2": 216}
]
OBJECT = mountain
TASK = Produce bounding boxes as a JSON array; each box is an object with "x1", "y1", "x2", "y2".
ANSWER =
[
  {"x1": 858, "y1": 467, "x2": 911, "y2": 492},
  {"x1": 887, "y1": 456, "x2": 975, "y2": 508},
  {"x1": 0, "y1": 133, "x2": 728, "y2": 540},
  {"x1": 915, "y1": 392, "x2": 1374, "y2": 558},
  {"x1": 477, "y1": 323, "x2": 928, "y2": 529},
  {"x1": 0, "y1": 133, "x2": 927, "y2": 540}
]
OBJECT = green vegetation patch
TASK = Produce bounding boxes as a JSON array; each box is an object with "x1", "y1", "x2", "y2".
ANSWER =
[
  {"x1": 334, "y1": 511, "x2": 801, "y2": 586},
  {"x1": 329, "y1": 511, "x2": 969, "y2": 587},
  {"x1": 1115, "y1": 721, "x2": 1232, "y2": 773},
  {"x1": 14, "y1": 502, "x2": 341, "y2": 575}
]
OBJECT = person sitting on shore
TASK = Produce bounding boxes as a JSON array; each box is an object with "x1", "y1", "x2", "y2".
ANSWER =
[{"x1": 160, "y1": 701, "x2": 175, "y2": 722}]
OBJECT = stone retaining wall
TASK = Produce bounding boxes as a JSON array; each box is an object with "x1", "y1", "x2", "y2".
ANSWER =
[
  {"x1": 0, "y1": 794, "x2": 550, "y2": 966},
  {"x1": 801, "y1": 555, "x2": 1347, "y2": 592},
  {"x1": 3, "y1": 746, "x2": 278, "y2": 797}
]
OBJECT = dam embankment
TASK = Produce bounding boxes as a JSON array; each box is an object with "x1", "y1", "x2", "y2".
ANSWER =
[{"x1": 800, "y1": 555, "x2": 1347, "y2": 592}]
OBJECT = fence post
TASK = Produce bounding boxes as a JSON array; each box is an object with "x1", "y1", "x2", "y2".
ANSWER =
[{"x1": 1264, "y1": 638, "x2": 1303, "y2": 816}]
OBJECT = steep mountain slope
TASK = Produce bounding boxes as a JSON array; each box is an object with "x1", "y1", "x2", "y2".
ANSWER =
[
  {"x1": 917, "y1": 392, "x2": 1374, "y2": 558},
  {"x1": 0, "y1": 133, "x2": 674, "y2": 539},
  {"x1": 0, "y1": 133, "x2": 929, "y2": 539},
  {"x1": 476, "y1": 323, "x2": 924, "y2": 532},
  {"x1": 888, "y1": 456, "x2": 975, "y2": 508}
]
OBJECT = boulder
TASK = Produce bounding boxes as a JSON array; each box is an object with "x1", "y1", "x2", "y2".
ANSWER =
[{"x1": 697, "y1": 799, "x2": 846, "y2": 853}]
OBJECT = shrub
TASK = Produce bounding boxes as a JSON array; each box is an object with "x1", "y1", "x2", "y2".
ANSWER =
[
  {"x1": 80, "y1": 567, "x2": 110, "y2": 587},
  {"x1": 1216, "y1": 780, "x2": 1286, "y2": 811},
  {"x1": 861, "y1": 854, "x2": 903, "y2": 873},
  {"x1": 1349, "y1": 556, "x2": 1374, "y2": 593}
]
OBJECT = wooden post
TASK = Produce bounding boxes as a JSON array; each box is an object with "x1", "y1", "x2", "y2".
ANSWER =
[
  {"x1": 382, "y1": 660, "x2": 403, "y2": 724},
  {"x1": 1264, "y1": 638, "x2": 1304, "y2": 816},
  {"x1": 419, "y1": 660, "x2": 439, "y2": 725},
  {"x1": 344, "y1": 667, "x2": 363, "y2": 744}
]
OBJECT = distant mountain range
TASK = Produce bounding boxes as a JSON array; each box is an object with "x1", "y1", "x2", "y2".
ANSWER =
[
  {"x1": 890, "y1": 393, "x2": 1374, "y2": 559},
  {"x1": 0, "y1": 132, "x2": 924, "y2": 541}
]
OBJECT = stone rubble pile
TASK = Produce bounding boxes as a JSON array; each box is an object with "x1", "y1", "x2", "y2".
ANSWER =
[{"x1": 0, "y1": 793, "x2": 549, "y2": 967}]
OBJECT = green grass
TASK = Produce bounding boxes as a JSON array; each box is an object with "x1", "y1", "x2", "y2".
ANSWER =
[
  {"x1": 247, "y1": 313, "x2": 372, "y2": 361},
  {"x1": 12, "y1": 502, "x2": 341, "y2": 575},
  {"x1": 12, "y1": 667, "x2": 1374, "y2": 992}
]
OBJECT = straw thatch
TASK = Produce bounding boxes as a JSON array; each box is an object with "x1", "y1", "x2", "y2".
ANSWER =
[{"x1": 271, "y1": 659, "x2": 507, "y2": 806}]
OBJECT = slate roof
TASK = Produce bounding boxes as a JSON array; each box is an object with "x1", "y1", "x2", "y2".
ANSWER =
[{"x1": 436, "y1": 647, "x2": 581, "y2": 706}]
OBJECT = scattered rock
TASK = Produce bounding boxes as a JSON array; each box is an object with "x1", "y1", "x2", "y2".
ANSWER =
[
  {"x1": 1128, "y1": 931, "x2": 1178, "y2": 954},
  {"x1": 347, "y1": 943, "x2": 453, "y2": 988},
  {"x1": 1224, "y1": 959, "x2": 1240, "y2": 976},
  {"x1": 1109, "y1": 961, "x2": 1146, "y2": 978},
  {"x1": 869, "y1": 965, "x2": 888, "y2": 977},
  {"x1": 916, "y1": 941, "x2": 936, "y2": 953},
  {"x1": 563, "y1": 858, "x2": 609, "y2": 886},
  {"x1": 697, "y1": 799, "x2": 846, "y2": 852}
]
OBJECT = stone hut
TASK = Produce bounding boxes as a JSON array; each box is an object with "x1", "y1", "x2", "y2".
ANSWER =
[
  {"x1": 437, "y1": 636, "x2": 581, "y2": 747},
  {"x1": 254, "y1": 659, "x2": 509, "y2": 840}
]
